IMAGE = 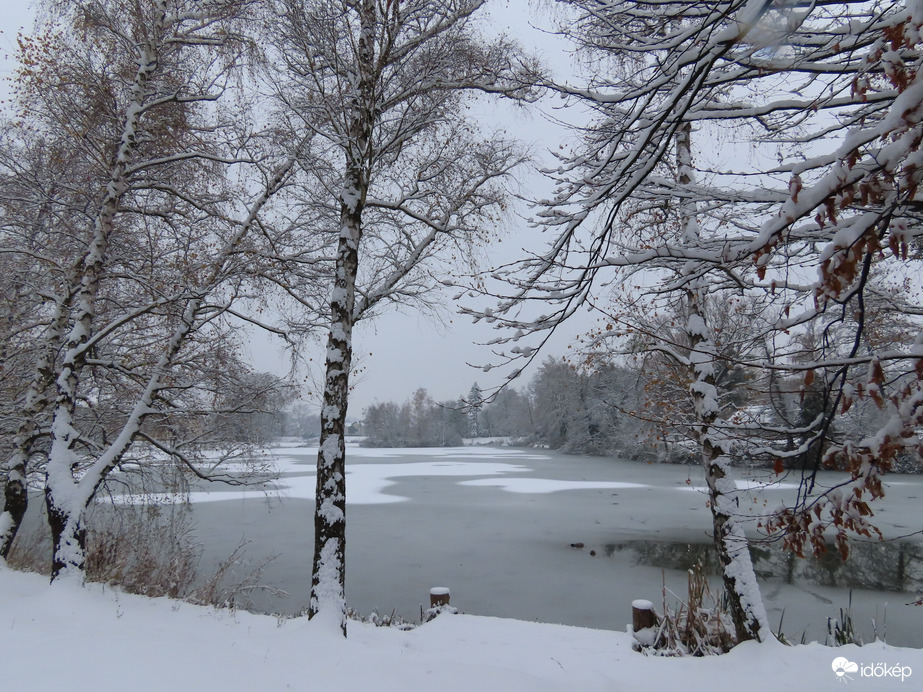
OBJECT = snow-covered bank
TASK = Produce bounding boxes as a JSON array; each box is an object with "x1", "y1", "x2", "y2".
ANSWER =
[{"x1": 1, "y1": 567, "x2": 919, "y2": 691}]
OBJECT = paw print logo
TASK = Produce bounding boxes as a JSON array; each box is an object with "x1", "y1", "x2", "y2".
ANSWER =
[{"x1": 832, "y1": 657, "x2": 859, "y2": 682}]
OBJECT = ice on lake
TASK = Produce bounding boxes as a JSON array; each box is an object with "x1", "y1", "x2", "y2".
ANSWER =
[{"x1": 109, "y1": 443, "x2": 923, "y2": 647}]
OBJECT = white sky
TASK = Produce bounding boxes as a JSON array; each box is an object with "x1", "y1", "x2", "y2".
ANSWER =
[
  {"x1": 259, "y1": 1, "x2": 598, "y2": 413},
  {"x1": 0, "y1": 1, "x2": 599, "y2": 416},
  {"x1": 0, "y1": 3, "x2": 32, "y2": 101}
]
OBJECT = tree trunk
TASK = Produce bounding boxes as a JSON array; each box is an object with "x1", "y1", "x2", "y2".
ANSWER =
[
  {"x1": 308, "y1": 224, "x2": 359, "y2": 633},
  {"x1": 687, "y1": 285, "x2": 770, "y2": 642},
  {"x1": 1, "y1": 299, "x2": 68, "y2": 559},
  {"x1": 35, "y1": 6, "x2": 165, "y2": 580},
  {"x1": 307, "y1": 0, "x2": 376, "y2": 636},
  {"x1": 45, "y1": 487, "x2": 87, "y2": 581},
  {"x1": 677, "y1": 122, "x2": 770, "y2": 643},
  {"x1": 0, "y1": 459, "x2": 28, "y2": 560},
  {"x1": 702, "y1": 434, "x2": 770, "y2": 642}
]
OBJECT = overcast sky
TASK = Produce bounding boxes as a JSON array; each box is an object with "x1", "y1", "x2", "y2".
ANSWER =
[{"x1": 0, "y1": 1, "x2": 600, "y2": 416}]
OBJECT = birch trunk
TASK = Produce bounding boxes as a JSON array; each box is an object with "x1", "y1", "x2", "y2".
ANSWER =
[
  {"x1": 40, "y1": 142, "x2": 296, "y2": 581},
  {"x1": 677, "y1": 122, "x2": 770, "y2": 643},
  {"x1": 271, "y1": 0, "x2": 527, "y2": 633},
  {"x1": 687, "y1": 303, "x2": 771, "y2": 642},
  {"x1": 43, "y1": 7, "x2": 165, "y2": 580},
  {"x1": 44, "y1": 316, "x2": 187, "y2": 579},
  {"x1": 308, "y1": 218, "x2": 359, "y2": 632},
  {"x1": 0, "y1": 299, "x2": 68, "y2": 559},
  {"x1": 307, "y1": 0, "x2": 376, "y2": 636},
  {"x1": 7, "y1": 0, "x2": 273, "y2": 581}
]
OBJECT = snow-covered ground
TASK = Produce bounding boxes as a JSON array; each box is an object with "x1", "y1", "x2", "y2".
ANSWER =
[{"x1": 1, "y1": 565, "x2": 920, "y2": 692}]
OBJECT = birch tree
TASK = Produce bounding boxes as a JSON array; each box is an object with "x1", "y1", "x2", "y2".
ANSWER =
[
  {"x1": 0, "y1": 115, "x2": 96, "y2": 558},
  {"x1": 267, "y1": 0, "x2": 535, "y2": 632},
  {"x1": 476, "y1": 0, "x2": 923, "y2": 643},
  {"x1": 513, "y1": 0, "x2": 780, "y2": 642},
  {"x1": 0, "y1": 0, "x2": 292, "y2": 576}
]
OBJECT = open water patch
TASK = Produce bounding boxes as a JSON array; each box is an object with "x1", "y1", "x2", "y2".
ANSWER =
[{"x1": 583, "y1": 539, "x2": 923, "y2": 593}]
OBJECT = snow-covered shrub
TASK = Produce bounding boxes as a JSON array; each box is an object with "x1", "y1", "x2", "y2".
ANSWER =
[{"x1": 346, "y1": 607, "x2": 416, "y2": 631}]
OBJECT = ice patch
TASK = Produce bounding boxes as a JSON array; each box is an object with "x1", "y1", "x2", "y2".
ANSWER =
[
  {"x1": 104, "y1": 459, "x2": 531, "y2": 506},
  {"x1": 459, "y1": 479, "x2": 649, "y2": 494},
  {"x1": 677, "y1": 479, "x2": 800, "y2": 492},
  {"x1": 272, "y1": 444, "x2": 547, "y2": 458}
]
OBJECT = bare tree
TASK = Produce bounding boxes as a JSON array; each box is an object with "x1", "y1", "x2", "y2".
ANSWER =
[
  {"x1": 266, "y1": 0, "x2": 536, "y2": 632},
  {"x1": 0, "y1": 116, "x2": 94, "y2": 558},
  {"x1": 0, "y1": 0, "x2": 298, "y2": 577},
  {"x1": 472, "y1": 0, "x2": 923, "y2": 643}
]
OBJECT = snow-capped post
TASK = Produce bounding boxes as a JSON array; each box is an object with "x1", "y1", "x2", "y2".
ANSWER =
[
  {"x1": 631, "y1": 599, "x2": 658, "y2": 648},
  {"x1": 429, "y1": 586, "x2": 451, "y2": 608},
  {"x1": 424, "y1": 586, "x2": 457, "y2": 621},
  {"x1": 631, "y1": 599, "x2": 656, "y2": 632}
]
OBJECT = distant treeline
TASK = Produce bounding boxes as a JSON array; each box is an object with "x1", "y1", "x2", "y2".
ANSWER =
[
  {"x1": 356, "y1": 354, "x2": 920, "y2": 471},
  {"x1": 360, "y1": 357, "x2": 653, "y2": 458}
]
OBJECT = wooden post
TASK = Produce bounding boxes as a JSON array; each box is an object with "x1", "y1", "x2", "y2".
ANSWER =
[
  {"x1": 430, "y1": 587, "x2": 451, "y2": 608},
  {"x1": 632, "y1": 599, "x2": 656, "y2": 631}
]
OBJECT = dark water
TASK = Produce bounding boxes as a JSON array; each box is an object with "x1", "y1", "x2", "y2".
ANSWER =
[
  {"x1": 604, "y1": 539, "x2": 923, "y2": 593},
  {"x1": 181, "y1": 446, "x2": 923, "y2": 646}
]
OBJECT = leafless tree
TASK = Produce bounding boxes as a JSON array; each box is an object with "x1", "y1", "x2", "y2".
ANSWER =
[
  {"x1": 265, "y1": 0, "x2": 537, "y2": 632},
  {"x1": 472, "y1": 0, "x2": 923, "y2": 642},
  {"x1": 0, "y1": 0, "x2": 298, "y2": 578}
]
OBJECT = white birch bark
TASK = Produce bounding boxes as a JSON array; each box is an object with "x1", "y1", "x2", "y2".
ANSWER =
[
  {"x1": 0, "y1": 298, "x2": 68, "y2": 559},
  {"x1": 45, "y1": 4, "x2": 168, "y2": 579},
  {"x1": 268, "y1": 1, "x2": 533, "y2": 633},
  {"x1": 308, "y1": 0, "x2": 376, "y2": 636},
  {"x1": 38, "y1": 0, "x2": 282, "y2": 581},
  {"x1": 676, "y1": 123, "x2": 770, "y2": 643},
  {"x1": 45, "y1": 131, "x2": 298, "y2": 581}
]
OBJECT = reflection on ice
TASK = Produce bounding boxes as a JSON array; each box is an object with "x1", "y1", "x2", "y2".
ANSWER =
[
  {"x1": 677, "y1": 479, "x2": 801, "y2": 492},
  {"x1": 96, "y1": 443, "x2": 923, "y2": 646}
]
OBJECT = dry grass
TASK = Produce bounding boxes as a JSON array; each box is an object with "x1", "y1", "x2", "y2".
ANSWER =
[
  {"x1": 6, "y1": 500, "x2": 280, "y2": 611},
  {"x1": 633, "y1": 563, "x2": 736, "y2": 656}
]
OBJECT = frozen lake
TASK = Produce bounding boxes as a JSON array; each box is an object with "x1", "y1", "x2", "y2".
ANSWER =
[{"x1": 153, "y1": 444, "x2": 923, "y2": 645}]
